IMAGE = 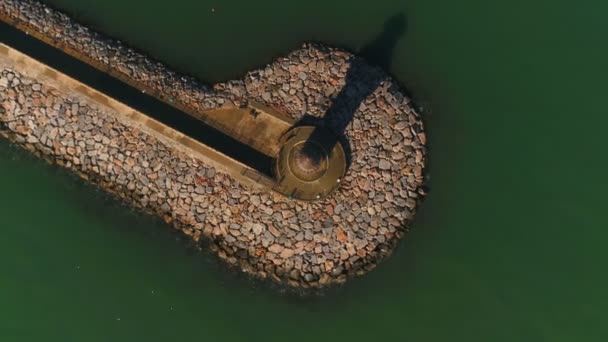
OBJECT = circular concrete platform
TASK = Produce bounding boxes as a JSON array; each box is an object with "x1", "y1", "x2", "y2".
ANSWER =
[{"x1": 274, "y1": 126, "x2": 346, "y2": 201}]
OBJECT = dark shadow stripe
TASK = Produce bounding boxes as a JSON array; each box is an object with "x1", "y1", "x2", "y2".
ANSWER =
[{"x1": 0, "y1": 21, "x2": 273, "y2": 176}]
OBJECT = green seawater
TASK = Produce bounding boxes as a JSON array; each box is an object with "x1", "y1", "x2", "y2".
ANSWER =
[{"x1": 2, "y1": 0, "x2": 607, "y2": 341}]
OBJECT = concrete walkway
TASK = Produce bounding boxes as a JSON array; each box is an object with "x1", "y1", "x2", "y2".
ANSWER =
[{"x1": 0, "y1": 43, "x2": 273, "y2": 192}]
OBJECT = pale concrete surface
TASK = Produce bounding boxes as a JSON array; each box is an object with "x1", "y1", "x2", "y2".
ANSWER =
[
  {"x1": 274, "y1": 126, "x2": 346, "y2": 200},
  {"x1": 0, "y1": 43, "x2": 273, "y2": 192},
  {"x1": 198, "y1": 102, "x2": 293, "y2": 157},
  {"x1": 0, "y1": 13, "x2": 292, "y2": 160}
]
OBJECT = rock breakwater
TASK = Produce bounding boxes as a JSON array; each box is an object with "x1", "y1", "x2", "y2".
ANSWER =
[{"x1": 0, "y1": 0, "x2": 428, "y2": 288}]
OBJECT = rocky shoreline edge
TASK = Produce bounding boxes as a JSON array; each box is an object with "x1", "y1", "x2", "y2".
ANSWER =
[{"x1": 0, "y1": 0, "x2": 428, "y2": 289}]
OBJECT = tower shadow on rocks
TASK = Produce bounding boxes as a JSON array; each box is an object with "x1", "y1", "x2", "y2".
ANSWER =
[{"x1": 298, "y1": 13, "x2": 407, "y2": 169}]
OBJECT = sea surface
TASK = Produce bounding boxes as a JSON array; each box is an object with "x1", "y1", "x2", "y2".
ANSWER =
[{"x1": 1, "y1": 0, "x2": 607, "y2": 341}]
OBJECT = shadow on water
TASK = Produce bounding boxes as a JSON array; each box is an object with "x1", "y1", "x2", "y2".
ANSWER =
[
  {"x1": 0, "y1": 22, "x2": 273, "y2": 176},
  {"x1": 298, "y1": 13, "x2": 407, "y2": 167}
]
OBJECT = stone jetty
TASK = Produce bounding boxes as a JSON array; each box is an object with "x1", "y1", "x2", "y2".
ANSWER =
[{"x1": 0, "y1": 0, "x2": 428, "y2": 288}]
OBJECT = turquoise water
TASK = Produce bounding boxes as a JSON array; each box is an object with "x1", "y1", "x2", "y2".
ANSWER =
[{"x1": 1, "y1": 0, "x2": 607, "y2": 341}]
